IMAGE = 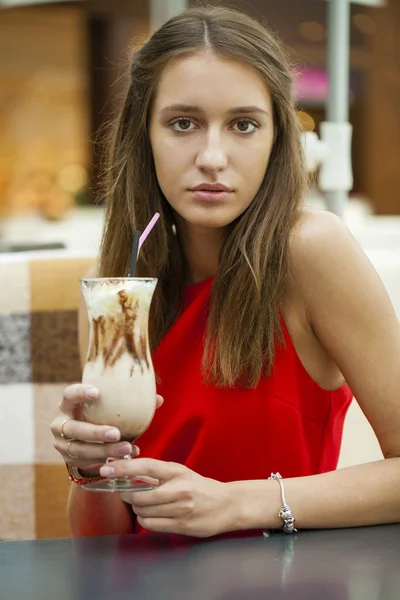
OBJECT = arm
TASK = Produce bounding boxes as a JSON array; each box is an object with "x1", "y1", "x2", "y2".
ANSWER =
[
  {"x1": 68, "y1": 482, "x2": 136, "y2": 537},
  {"x1": 235, "y1": 210, "x2": 400, "y2": 530}
]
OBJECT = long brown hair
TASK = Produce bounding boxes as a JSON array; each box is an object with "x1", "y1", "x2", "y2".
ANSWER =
[{"x1": 99, "y1": 5, "x2": 307, "y2": 389}]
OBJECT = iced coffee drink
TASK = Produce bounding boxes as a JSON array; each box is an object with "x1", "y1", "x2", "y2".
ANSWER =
[{"x1": 80, "y1": 277, "x2": 158, "y2": 492}]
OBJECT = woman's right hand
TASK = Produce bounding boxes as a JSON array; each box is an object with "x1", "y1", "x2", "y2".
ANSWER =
[{"x1": 51, "y1": 384, "x2": 163, "y2": 473}]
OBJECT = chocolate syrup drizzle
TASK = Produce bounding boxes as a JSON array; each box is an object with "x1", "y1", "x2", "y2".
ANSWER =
[{"x1": 87, "y1": 290, "x2": 150, "y2": 374}]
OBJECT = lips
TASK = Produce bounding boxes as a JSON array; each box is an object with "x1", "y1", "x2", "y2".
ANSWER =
[
  {"x1": 190, "y1": 188, "x2": 231, "y2": 204},
  {"x1": 191, "y1": 183, "x2": 232, "y2": 193}
]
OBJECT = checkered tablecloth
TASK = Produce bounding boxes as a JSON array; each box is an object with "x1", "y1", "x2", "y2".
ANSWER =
[{"x1": 0, "y1": 251, "x2": 95, "y2": 540}]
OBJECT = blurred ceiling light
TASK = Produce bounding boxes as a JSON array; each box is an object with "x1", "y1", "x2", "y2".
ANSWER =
[
  {"x1": 57, "y1": 164, "x2": 87, "y2": 194},
  {"x1": 298, "y1": 21, "x2": 326, "y2": 43},
  {"x1": 353, "y1": 13, "x2": 376, "y2": 35},
  {"x1": 321, "y1": 0, "x2": 385, "y2": 5}
]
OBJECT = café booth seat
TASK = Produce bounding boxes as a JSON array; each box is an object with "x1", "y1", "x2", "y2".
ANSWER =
[{"x1": 0, "y1": 252, "x2": 95, "y2": 540}]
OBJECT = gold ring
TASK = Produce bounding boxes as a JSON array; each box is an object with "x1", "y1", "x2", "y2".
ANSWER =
[
  {"x1": 60, "y1": 418, "x2": 72, "y2": 440},
  {"x1": 67, "y1": 440, "x2": 79, "y2": 460}
]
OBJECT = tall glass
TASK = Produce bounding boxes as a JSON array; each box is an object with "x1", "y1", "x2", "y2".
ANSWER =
[{"x1": 80, "y1": 277, "x2": 157, "y2": 492}]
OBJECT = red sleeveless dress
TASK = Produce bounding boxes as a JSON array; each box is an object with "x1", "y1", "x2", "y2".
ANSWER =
[{"x1": 136, "y1": 277, "x2": 352, "y2": 531}]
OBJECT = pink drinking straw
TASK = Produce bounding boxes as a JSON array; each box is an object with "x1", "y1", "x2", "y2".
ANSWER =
[{"x1": 137, "y1": 212, "x2": 160, "y2": 256}]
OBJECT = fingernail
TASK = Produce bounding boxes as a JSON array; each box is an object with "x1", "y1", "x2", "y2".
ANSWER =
[
  {"x1": 132, "y1": 445, "x2": 140, "y2": 457},
  {"x1": 105, "y1": 429, "x2": 120, "y2": 441},
  {"x1": 100, "y1": 465, "x2": 115, "y2": 477},
  {"x1": 118, "y1": 444, "x2": 132, "y2": 456},
  {"x1": 85, "y1": 387, "x2": 98, "y2": 400}
]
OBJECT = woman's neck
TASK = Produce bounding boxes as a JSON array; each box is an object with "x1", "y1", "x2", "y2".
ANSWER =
[{"x1": 175, "y1": 220, "x2": 226, "y2": 285}]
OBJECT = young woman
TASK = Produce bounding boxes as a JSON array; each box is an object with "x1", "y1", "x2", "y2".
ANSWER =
[{"x1": 51, "y1": 5, "x2": 400, "y2": 538}]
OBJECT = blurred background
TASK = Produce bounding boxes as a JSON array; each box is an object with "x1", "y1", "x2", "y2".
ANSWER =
[
  {"x1": 0, "y1": 0, "x2": 399, "y2": 252},
  {"x1": 0, "y1": 0, "x2": 399, "y2": 541}
]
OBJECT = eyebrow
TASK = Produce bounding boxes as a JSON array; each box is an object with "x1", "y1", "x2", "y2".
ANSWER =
[{"x1": 160, "y1": 104, "x2": 269, "y2": 117}]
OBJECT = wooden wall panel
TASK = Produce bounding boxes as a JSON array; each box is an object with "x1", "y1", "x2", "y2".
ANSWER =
[
  {"x1": 364, "y1": 1, "x2": 400, "y2": 215},
  {"x1": 0, "y1": 6, "x2": 89, "y2": 215}
]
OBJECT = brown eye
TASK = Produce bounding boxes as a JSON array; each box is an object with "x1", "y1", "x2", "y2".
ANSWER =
[
  {"x1": 178, "y1": 119, "x2": 191, "y2": 130},
  {"x1": 233, "y1": 120, "x2": 258, "y2": 134},
  {"x1": 171, "y1": 118, "x2": 194, "y2": 132}
]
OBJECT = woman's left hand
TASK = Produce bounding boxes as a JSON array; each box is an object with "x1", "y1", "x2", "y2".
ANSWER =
[{"x1": 100, "y1": 458, "x2": 239, "y2": 537}]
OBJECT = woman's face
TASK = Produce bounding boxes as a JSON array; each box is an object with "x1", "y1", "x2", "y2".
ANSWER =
[{"x1": 149, "y1": 53, "x2": 275, "y2": 231}]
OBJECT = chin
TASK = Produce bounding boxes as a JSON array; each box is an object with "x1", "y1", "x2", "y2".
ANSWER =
[
  {"x1": 177, "y1": 207, "x2": 243, "y2": 230},
  {"x1": 186, "y1": 216, "x2": 235, "y2": 229}
]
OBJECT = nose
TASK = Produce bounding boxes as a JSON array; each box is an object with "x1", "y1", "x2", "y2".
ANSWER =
[{"x1": 195, "y1": 129, "x2": 228, "y2": 173}]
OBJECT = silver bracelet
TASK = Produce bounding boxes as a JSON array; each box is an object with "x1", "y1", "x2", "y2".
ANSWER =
[{"x1": 265, "y1": 472, "x2": 297, "y2": 535}]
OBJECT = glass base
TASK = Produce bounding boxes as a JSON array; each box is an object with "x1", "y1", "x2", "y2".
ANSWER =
[{"x1": 83, "y1": 477, "x2": 156, "y2": 493}]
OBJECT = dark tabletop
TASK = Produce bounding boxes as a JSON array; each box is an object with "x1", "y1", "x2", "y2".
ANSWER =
[{"x1": 1, "y1": 525, "x2": 400, "y2": 600}]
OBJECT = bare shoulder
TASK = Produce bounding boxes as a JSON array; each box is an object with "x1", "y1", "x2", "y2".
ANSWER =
[
  {"x1": 287, "y1": 207, "x2": 394, "y2": 320},
  {"x1": 291, "y1": 206, "x2": 342, "y2": 238},
  {"x1": 286, "y1": 207, "x2": 382, "y2": 305},
  {"x1": 289, "y1": 208, "x2": 354, "y2": 271},
  {"x1": 286, "y1": 208, "x2": 400, "y2": 459}
]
